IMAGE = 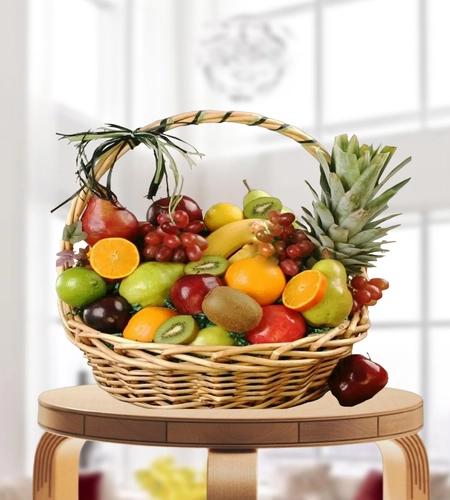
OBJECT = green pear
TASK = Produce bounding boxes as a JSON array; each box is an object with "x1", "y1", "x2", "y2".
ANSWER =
[
  {"x1": 119, "y1": 262, "x2": 185, "y2": 307},
  {"x1": 302, "y1": 259, "x2": 353, "y2": 327},
  {"x1": 242, "y1": 179, "x2": 271, "y2": 207},
  {"x1": 242, "y1": 180, "x2": 294, "y2": 217}
]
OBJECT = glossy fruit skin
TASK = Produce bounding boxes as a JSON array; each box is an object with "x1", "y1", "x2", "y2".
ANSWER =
[
  {"x1": 328, "y1": 354, "x2": 389, "y2": 407},
  {"x1": 81, "y1": 196, "x2": 139, "y2": 246},
  {"x1": 82, "y1": 296, "x2": 132, "y2": 333},
  {"x1": 146, "y1": 196, "x2": 203, "y2": 225},
  {"x1": 170, "y1": 274, "x2": 222, "y2": 315},
  {"x1": 245, "y1": 305, "x2": 307, "y2": 344}
]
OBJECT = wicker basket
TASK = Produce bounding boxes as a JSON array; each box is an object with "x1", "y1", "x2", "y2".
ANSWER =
[{"x1": 58, "y1": 110, "x2": 370, "y2": 409}]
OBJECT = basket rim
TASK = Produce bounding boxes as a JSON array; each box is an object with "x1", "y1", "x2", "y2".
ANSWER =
[{"x1": 59, "y1": 299, "x2": 370, "y2": 368}]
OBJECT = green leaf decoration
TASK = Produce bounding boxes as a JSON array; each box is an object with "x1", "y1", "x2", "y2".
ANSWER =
[
  {"x1": 228, "y1": 332, "x2": 250, "y2": 346},
  {"x1": 52, "y1": 123, "x2": 205, "y2": 213},
  {"x1": 194, "y1": 313, "x2": 215, "y2": 330},
  {"x1": 62, "y1": 221, "x2": 87, "y2": 244}
]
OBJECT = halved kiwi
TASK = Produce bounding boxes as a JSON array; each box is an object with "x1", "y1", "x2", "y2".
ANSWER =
[
  {"x1": 184, "y1": 255, "x2": 229, "y2": 276},
  {"x1": 154, "y1": 315, "x2": 199, "y2": 344},
  {"x1": 243, "y1": 196, "x2": 282, "y2": 219}
]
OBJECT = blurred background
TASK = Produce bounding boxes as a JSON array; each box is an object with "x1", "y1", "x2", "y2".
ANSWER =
[{"x1": 2, "y1": 0, "x2": 450, "y2": 499}]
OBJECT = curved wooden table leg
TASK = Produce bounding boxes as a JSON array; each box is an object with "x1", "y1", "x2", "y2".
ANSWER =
[
  {"x1": 33, "y1": 432, "x2": 86, "y2": 500},
  {"x1": 207, "y1": 449, "x2": 257, "y2": 500},
  {"x1": 377, "y1": 434, "x2": 430, "y2": 500}
]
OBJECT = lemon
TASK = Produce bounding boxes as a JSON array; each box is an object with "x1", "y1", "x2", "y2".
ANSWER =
[
  {"x1": 204, "y1": 203, "x2": 244, "y2": 231},
  {"x1": 56, "y1": 267, "x2": 107, "y2": 307}
]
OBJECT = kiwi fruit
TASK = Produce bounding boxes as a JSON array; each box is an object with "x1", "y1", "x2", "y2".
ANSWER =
[
  {"x1": 243, "y1": 196, "x2": 282, "y2": 219},
  {"x1": 184, "y1": 255, "x2": 229, "y2": 276},
  {"x1": 154, "y1": 315, "x2": 199, "y2": 344},
  {"x1": 202, "y1": 286, "x2": 263, "y2": 333}
]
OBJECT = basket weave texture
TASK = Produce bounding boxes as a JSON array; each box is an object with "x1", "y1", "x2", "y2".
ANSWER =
[{"x1": 58, "y1": 110, "x2": 370, "y2": 409}]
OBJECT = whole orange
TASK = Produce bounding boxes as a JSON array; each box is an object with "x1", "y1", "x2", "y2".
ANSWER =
[
  {"x1": 123, "y1": 306, "x2": 178, "y2": 342},
  {"x1": 224, "y1": 255, "x2": 286, "y2": 306}
]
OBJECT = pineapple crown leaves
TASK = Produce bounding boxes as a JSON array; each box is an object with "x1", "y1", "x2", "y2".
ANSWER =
[
  {"x1": 302, "y1": 134, "x2": 411, "y2": 275},
  {"x1": 51, "y1": 123, "x2": 205, "y2": 213}
]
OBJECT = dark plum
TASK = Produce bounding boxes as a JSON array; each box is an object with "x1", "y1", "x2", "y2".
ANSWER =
[{"x1": 82, "y1": 296, "x2": 133, "y2": 333}]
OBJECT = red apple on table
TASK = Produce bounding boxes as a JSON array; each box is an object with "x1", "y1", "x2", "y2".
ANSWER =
[
  {"x1": 170, "y1": 274, "x2": 222, "y2": 315},
  {"x1": 146, "y1": 195, "x2": 203, "y2": 225},
  {"x1": 245, "y1": 305, "x2": 307, "y2": 344},
  {"x1": 328, "y1": 354, "x2": 389, "y2": 407}
]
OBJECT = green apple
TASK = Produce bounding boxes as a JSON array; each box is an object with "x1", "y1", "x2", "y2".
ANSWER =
[{"x1": 190, "y1": 326, "x2": 235, "y2": 346}]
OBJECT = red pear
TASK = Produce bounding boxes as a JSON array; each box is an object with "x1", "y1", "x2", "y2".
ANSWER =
[{"x1": 81, "y1": 196, "x2": 139, "y2": 246}]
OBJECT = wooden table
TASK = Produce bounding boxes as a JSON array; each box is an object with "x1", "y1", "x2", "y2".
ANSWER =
[{"x1": 33, "y1": 385, "x2": 429, "y2": 500}]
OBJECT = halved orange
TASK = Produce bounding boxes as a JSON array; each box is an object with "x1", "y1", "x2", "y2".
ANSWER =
[
  {"x1": 89, "y1": 237, "x2": 140, "y2": 279},
  {"x1": 282, "y1": 270, "x2": 327, "y2": 312},
  {"x1": 123, "y1": 306, "x2": 178, "y2": 342}
]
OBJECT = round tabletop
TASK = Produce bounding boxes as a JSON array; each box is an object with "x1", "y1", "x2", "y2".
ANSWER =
[{"x1": 38, "y1": 385, "x2": 423, "y2": 449}]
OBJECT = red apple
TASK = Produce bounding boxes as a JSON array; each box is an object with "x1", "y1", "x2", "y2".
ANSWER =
[
  {"x1": 328, "y1": 354, "x2": 389, "y2": 407},
  {"x1": 170, "y1": 274, "x2": 222, "y2": 315},
  {"x1": 245, "y1": 305, "x2": 307, "y2": 344},
  {"x1": 146, "y1": 195, "x2": 203, "y2": 225}
]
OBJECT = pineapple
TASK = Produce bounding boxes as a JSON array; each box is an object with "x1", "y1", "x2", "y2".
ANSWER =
[{"x1": 302, "y1": 134, "x2": 411, "y2": 276}]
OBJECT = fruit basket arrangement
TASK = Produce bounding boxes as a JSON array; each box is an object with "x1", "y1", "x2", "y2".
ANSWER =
[{"x1": 53, "y1": 110, "x2": 411, "y2": 409}]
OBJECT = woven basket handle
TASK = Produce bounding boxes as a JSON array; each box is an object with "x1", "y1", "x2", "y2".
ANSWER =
[
  {"x1": 142, "y1": 110, "x2": 331, "y2": 162},
  {"x1": 68, "y1": 110, "x2": 331, "y2": 223}
]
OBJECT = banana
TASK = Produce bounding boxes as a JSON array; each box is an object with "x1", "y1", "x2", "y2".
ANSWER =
[
  {"x1": 228, "y1": 243, "x2": 258, "y2": 264},
  {"x1": 203, "y1": 218, "x2": 259, "y2": 259}
]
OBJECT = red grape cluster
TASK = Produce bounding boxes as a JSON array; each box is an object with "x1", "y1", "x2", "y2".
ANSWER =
[
  {"x1": 350, "y1": 275, "x2": 389, "y2": 312},
  {"x1": 252, "y1": 210, "x2": 316, "y2": 276},
  {"x1": 139, "y1": 210, "x2": 208, "y2": 263}
]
